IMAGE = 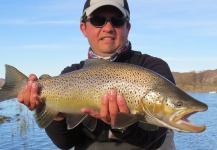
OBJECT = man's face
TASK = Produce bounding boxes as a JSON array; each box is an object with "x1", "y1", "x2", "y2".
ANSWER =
[{"x1": 80, "y1": 6, "x2": 131, "y2": 57}]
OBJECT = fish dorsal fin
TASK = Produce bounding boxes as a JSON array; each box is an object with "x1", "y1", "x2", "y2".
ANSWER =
[
  {"x1": 34, "y1": 103, "x2": 59, "y2": 128},
  {"x1": 82, "y1": 115, "x2": 97, "y2": 131},
  {"x1": 82, "y1": 59, "x2": 109, "y2": 69},
  {"x1": 138, "y1": 122, "x2": 159, "y2": 131},
  {"x1": 66, "y1": 114, "x2": 87, "y2": 130},
  {"x1": 113, "y1": 112, "x2": 144, "y2": 129},
  {"x1": 39, "y1": 74, "x2": 51, "y2": 79}
]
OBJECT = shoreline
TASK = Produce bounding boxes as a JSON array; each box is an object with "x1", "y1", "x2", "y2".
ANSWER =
[{"x1": 176, "y1": 85, "x2": 217, "y2": 93}]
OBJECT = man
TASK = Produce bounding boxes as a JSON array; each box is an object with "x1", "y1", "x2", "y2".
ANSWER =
[{"x1": 18, "y1": 0, "x2": 175, "y2": 149}]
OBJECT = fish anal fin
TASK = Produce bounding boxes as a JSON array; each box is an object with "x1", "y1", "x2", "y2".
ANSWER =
[
  {"x1": 35, "y1": 103, "x2": 59, "y2": 128},
  {"x1": 113, "y1": 112, "x2": 144, "y2": 129},
  {"x1": 138, "y1": 122, "x2": 159, "y2": 131},
  {"x1": 82, "y1": 115, "x2": 97, "y2": 131},
  {"x1": 66, "y1": 114, "x2": 87, "y2": 130}
]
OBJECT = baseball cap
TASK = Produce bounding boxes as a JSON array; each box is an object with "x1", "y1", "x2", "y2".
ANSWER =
[{"x1": 82, "y1": 0, "x2": 130, "y2": 19}]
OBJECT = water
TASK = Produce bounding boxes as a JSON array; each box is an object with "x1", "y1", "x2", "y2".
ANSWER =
[
  {"x1": 0, "y1": 99, "x2": 60, "y2": 150},
  {"x1": 0, "y1": 93, "x2": 216, "y2": 150}
]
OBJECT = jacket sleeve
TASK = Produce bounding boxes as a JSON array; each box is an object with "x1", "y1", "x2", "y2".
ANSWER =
[
  {"x1": 45, "y1": 120, "x2": 84, "y2": 149},
  {"x1": 138, "y1": 54, "x2": 175, "y2": 84},
  {"x1": 111, "y1": 123, "x2": 167, "y2": 149}
]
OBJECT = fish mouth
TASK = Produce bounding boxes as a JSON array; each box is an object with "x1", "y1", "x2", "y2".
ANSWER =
[{"x1": 172, "y1": 108, "x2": 207, "y2": 133}]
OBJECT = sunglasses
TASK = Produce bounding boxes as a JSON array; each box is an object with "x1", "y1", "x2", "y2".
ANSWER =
[{"x1": 85, "y1": 16, "x2": 129, "y2": 28}]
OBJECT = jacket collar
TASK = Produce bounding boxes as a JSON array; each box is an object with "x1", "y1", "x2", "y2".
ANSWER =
[{"x1": 114, "y1": 41, "x2": 132, "y2": 63}]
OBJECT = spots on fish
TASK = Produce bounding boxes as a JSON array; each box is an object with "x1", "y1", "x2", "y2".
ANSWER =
[
  {"x1": 37, "y1": 61, "x2": 166, "y2": 113},
  {"x1": 143, "y1": 91, "x2": 161, "y2": 104},
  {"x1": 166, "y1": 99, "x2": 175, "y2": 107}
]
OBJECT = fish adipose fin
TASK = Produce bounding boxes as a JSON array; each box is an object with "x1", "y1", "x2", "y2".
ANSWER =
[
  {"x1": 0, "y1": 65, "x2": 28, "y2": 102},
  {"x1": 35, "y1": 103, "x2": 59, "y2": 128},
  {"x1": 82, "y1": 59, "x2": 109, "y2": 69},
  {"x1": 113, "y1": 112, "x2": 144, "y2": 128}
]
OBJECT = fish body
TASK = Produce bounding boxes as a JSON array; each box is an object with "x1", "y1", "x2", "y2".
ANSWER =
[{"x1": 0, "y1": 59, "x2": 208, "y2": 132}]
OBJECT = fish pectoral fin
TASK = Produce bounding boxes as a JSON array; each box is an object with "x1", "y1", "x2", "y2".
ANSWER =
[
  {"x1": 82, "y1": 115, "x2": 97, "y2": 131},
  {"x1": 113, "y1": 112, "x2": 144, "y2": 128},
  {"x1": 66, "y1": 114, "x2": 87, "y2": 130},
  {"x1": 138, "y1": 122, "x2": 159, "y2": 131},
  {"x1": 34, "y1": 103, "x2": 59, "y2": 128}
]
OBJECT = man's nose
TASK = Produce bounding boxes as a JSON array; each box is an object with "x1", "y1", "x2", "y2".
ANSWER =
[{"x1": 102, "y1": 21, "x2": 115, "y2": 32}]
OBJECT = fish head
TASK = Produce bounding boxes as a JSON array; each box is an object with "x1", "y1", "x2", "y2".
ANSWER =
[{"x1": 141, "y1": 82, "x2": 208, "y2": 133}]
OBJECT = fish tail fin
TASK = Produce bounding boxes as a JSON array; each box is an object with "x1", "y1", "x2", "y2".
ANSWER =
[
  {"x1": 0, "y1": 65, "x2": 28, "y2": 102},
  {"x1": 34, "y1": 104, "x2": 59, "y2": 128}
]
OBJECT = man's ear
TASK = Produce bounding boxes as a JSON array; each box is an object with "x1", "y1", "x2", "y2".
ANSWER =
[
  {"x1": 127, "y1": 22, "x2": 131, "y2": 32},
  {"x1": 80, "y1": 23, "x2": 87, "y2": 37}
]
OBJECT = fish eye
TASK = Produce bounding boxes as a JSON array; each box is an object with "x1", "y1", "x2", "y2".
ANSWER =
[{"x1": 176, "y1": 101, "x2": 183, "y2": 107}]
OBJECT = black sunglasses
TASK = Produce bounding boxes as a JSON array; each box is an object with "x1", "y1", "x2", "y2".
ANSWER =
[{"x1": 85, "y1": 16, "x2": 129, "y2": 28}]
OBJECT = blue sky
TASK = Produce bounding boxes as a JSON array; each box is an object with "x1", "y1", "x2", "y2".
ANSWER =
[{"x1": 0, "y1": 0, "x2": 216, "y2": 78}]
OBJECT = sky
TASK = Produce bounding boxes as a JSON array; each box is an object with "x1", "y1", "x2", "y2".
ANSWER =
[{"x1": 0, "y1": 0, "x2": 217, "y2": 78}]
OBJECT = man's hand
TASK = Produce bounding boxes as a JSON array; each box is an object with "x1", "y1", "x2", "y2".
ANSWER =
[
  {"x1": 17, "y1": 74, "x2": 65, "y2": 121},
  {"x1": 18, "y1": 74, "x2": 42, "y2": 111},
  {"x1": 82, "y1": 89, "x2": 129, "y2": 125}
]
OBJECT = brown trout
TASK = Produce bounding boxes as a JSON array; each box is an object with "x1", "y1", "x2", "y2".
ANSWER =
[{"x1": 0, "y1": 59, "x2": 208, "y2": 132}]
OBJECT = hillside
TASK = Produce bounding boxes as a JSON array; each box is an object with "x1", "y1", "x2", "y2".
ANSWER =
[{"x1": 172, "y1": 69, "x2": 217, "y2": 92}]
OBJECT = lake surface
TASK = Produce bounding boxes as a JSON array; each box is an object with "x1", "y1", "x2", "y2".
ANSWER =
[{"x1": 0, "y1": 93, "x2": 216, "y2": 150}]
